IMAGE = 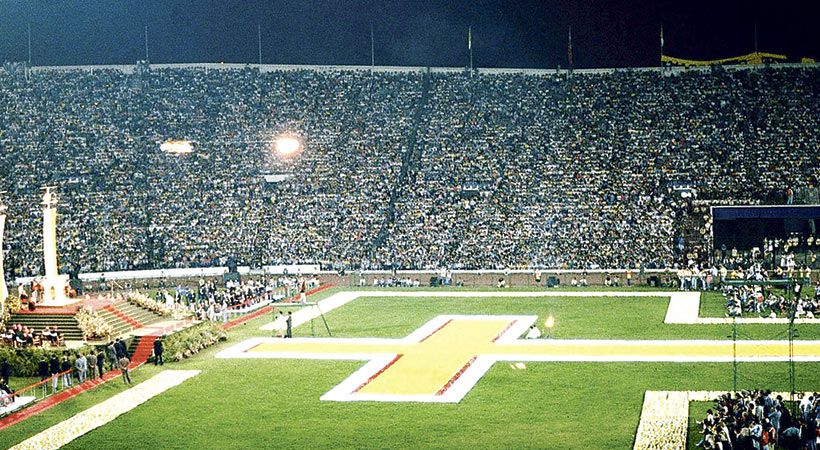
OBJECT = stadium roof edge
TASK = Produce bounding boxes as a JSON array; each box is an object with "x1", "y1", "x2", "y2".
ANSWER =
[{"x1": 27, "y1": 61, "x2": 820, "y2": 76}]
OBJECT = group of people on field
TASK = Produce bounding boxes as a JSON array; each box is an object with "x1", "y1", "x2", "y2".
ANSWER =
[{"x1": 695, "y1": 391, "x2": 819, "y2": 450}]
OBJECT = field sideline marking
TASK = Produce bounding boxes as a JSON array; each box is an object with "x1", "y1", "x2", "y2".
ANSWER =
[
  {"x1": 666, "y1": 292, "x2": 820, "y2": 324},
  {"x1": 260, "y1": 290, "x2": 700, "y2": 331},
  {"x1": 9, "y1": 370, "x2": 200, "y2": 450},
  {"x1": 258, "y1": 290, "x2": 820, "y2": 328}
]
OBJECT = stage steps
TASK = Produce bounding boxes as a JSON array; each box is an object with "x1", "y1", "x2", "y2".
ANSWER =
[
  {"x1": 6, "y1": 314, "x2": 84, "y2": 341},
  {"x1": 95, "y1": 301, "x2": 165, "y2": 338},
  {"x1": 128, "y1": 335, "x2": 158, "y2": 366}
]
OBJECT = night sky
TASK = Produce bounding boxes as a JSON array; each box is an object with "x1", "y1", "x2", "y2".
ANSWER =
[{"x1": 0, "y1": 0, "x2": 817, "y2": 69}]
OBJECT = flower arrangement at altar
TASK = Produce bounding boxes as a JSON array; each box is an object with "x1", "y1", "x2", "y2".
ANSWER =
[
  {"x1": 126, "y1": 291, "x2": 175, "y2": 316},
  {"x1": 164, "y1": 322, "x2": 227, "y2": 362},
  {"x1": 76, "y1": 306, "x2": 114, "y2": 339},
  {"x1": 1, "y1": 294, "x2": 21, "y2": 324}
]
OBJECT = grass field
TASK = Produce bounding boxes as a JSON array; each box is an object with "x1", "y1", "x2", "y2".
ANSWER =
[{"x1": 1, "y1": 287, "x2": 818, "y2": 450}]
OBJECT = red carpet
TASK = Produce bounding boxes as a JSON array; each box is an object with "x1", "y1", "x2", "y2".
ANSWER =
[
  {"x1": 14, "y1": 295, "x2": 119, "y2": 315},
  {"x1": 129, "y1": 336, "x2": 158, "y2": 369},
  {"x1": 0, "y1": 284, "x2": 333, "y2": 431},
  {"x1": 0, "y1": 336, "x2": 154, "y2": 431},
  {"x1": 104, "y1": 304, "x2": 143, "y2": 328},
  {"x1": 223, "y1": 284, "x2": 334, "y2": 330}
]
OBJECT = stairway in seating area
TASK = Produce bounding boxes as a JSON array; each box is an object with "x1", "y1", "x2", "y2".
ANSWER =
[
  {"x1": 6, "y1": 314, "x2": 84, "y2": 341},
  {"x1": 97, "y1": 301, "x2": 164, "y2": 338}
]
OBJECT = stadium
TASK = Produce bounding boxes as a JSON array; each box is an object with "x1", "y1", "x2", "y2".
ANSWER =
[{"x1": 0, "y1": 1, "x2": 819, "y2": 449}]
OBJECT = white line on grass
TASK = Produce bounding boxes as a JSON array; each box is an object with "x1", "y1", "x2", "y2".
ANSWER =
[
  {"x1": 10, "y1": 370, "x2": 200, "y2": 450},
  {"x1": 224, "y1": 311, "x2": 820, "y2": 403},
  {"x1": 259, "y1": 290, "x2": 701, "y2": 331},
  {"x1": 258, "y1": 290, "x2": 820, "y2": 327},
  {"x1": 667, "y1": 292, "x2": 820, "y2": 324}
]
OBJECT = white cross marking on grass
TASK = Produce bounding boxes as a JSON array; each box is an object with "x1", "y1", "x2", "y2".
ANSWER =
[{"x1": 222, "y1": 313, "x2": 820, "y2": 403}]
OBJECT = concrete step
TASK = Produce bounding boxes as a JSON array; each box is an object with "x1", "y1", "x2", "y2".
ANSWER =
[
  {"x1": 89, "y1": 302, "x2": 165, "y2": 340},
  {"x1": 95, "y1": 309, "x2": 137, "y2": 336},
  {"x1": 118, "y1": 303, "x2": 163, "y2": 324},
  {"x1": 8, "y1": 314, "x2": 84, "y2": 340}
]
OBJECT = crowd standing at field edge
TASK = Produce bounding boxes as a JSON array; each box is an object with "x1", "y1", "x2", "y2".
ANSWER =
[{"x1": 695, "y1": 391, "x2": 819, "y2": 450}]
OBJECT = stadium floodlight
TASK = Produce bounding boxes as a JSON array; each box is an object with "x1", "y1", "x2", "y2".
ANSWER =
[
  {"x1": 275, "y1": 135, "x2": 303, "y2": 157},
  {"x1": 160, "y1": 139, "x2": 193, "y2": 154}
]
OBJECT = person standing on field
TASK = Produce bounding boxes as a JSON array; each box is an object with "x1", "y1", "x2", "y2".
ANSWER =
[
  {"x1": 74, "y1": 353, "x2": 87, "y2": 383},
  {"x1": 286, "y1": 312, "x2": 293, "y2": 338},
  {"x1": 108, "y1": 341, "x2": 118, "y2": 370},
  {"x1": 119, "y1": 356, "x2": 132, "y2": 384},
  {"x1": 86, "y1": 352, "x2": 96, "y2": 381},
  {"x1": 153, "y1": 336, "x2": 164, "y2": 366},
  {"x1": 97, "y1": 349, "x2": 106, "y2": 378}
]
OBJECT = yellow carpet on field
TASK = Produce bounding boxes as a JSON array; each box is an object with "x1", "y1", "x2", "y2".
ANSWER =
[{"x1": 248, "y1": 317, "x2": 820, "y2": 396}]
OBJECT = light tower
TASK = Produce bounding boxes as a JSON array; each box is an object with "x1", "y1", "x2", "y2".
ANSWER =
[
  {"x1": 40, "y1": 186, "x2": 71, "y2": 306},
  {"x1": 0, "y1": 192, "x2": 8, "y2": 314}
]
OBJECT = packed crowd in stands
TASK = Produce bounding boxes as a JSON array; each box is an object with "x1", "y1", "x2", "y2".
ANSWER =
[
  {"x1": 0, "y1": 64, "x2": 817, "y2": 274},
  {"x1": 1, "y1": 67, "x2": 420, "y2": 275},
  {"x1": 694, "y1": 390, "x2": 819, "y2": 450}
]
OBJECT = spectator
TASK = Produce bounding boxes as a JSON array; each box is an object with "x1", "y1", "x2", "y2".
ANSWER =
[
  {"x1": 1, "y1": 358, "x2": 11, "y2": 383},
  {"x1": 0, "y1": 66, "x2": 815, "y2": 273},
  {"x1": 107, "y1": 341, "x2": 119, "y2": 371},
  {"x1": 119, "y1": 356, "x2": 132, "y2": 385},
  {"x1": 49, "y1": 354, "x2": 59, "y2": 393},
  {"x1": 86, "y1": 352, "x2": 96, "y2": 380},
  {"x1": 96, "y1": 349, "x2": 106, "y2": 378},
  {"x1": 60, "y1": 356, "x2": 72, "y2": 389},
  {"x1": 153, "y1": 336, "x2": 164, "y2": 366},
  {"x1": 37, "y1": 358, "x2": 49, "y2": 382},
  {"x1": 74, "y1": 352, "x2": 87, "y2": 383}
]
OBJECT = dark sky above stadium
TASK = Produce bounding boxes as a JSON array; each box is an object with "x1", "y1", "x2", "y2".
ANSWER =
[{"x1": 1, "y1": 0, "x2": 817, "y2": 69}]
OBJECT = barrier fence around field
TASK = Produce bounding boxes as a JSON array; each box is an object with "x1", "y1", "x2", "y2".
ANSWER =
[
  {"x1": 1, "y1": 365, "x2": 111, "y2": 418},
  {"x1": 14, "y1": 266, "x2": 820, "y2": 290},
  {"x1": 11, "y1": 369, "x2": 74, "y2": 400},
  {"x1": 1, "y1": 283, "x2": 332, "y2": 421}
]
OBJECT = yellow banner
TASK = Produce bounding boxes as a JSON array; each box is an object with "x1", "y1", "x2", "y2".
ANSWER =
[{"x1": 661, "y1": 51, "x2": 787, "y2": 66}]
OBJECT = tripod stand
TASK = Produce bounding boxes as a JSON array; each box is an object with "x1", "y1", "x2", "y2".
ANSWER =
[{"x1": 310, "y1": 301, "x2": 332, "y2": 337}]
